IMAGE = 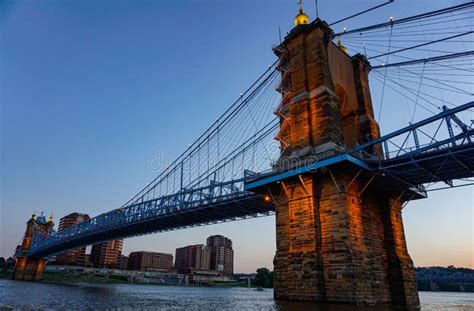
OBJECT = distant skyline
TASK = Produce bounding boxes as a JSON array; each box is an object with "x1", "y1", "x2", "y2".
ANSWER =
[{"x1": 1, "y1": 0, "x2": 472, "y2": 272}]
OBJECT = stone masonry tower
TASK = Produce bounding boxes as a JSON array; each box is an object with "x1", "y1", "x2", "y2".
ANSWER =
[
  {"x1": 12, "y1": 213, "x2": 54, "y2": 281},
  {"x1": 268, "y1": 10, "x2": 419, "y2": 308}
]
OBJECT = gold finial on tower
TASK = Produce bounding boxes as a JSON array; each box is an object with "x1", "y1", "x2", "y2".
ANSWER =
[
  {"x1": 294, "y1": 0, "x2": 309, "y2": 26},
  {"x1": 48, "y1": 214, "x2": 54, "y2": 222},
  {"x1": 337, "y1": 39, "x2": 348, "y2": 53}
]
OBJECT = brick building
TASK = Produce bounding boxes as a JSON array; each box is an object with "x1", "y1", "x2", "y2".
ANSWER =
[
  {"x1": 54, "y1": 213, "x2": 90, "y2": 266},
  {"x1": 206, "y1": 235, "x2": 233, "y2": 276},
  {"x1": 90, "y1": 240, "x2": 123, "y2": 269},
  {"x1": 175, "y1": 244, "x2": 210, "y2": 273},
  {"x1": 127, "y1": 251, "x2": 173, "y2": 271}
]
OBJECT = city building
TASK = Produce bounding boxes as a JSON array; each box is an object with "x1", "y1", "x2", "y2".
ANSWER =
[
  {"x1": 90, "y1": 240, "x2": 123, "y2": 269},
  {"x1": 54, "y1": 213, "x2": 90, "y2": 266},
  {"x1": 119, "y1": 255, "x2": 129, "y2": 270},
  {"x1": 206, "y1": 235, "x2": 233, "y2": 276},
  {"x1": 175, "y1": 244, "x2": 210, "y2": 273},
  {"x1": 127, "y1": 251, "x2": 173, "y2": 271}
]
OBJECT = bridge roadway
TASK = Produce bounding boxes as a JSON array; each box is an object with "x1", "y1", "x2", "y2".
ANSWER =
[
  {"x1": 246, "y1": 101, "x2": 474, "y2": 197},
  {"x1": 26, "y1": 179, "x2": 274, "y2": 258},
  {"x1": 26, "y1": 101, "x2": 474, "y2": 259}
]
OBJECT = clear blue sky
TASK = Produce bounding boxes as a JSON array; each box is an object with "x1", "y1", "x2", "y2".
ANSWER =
[{"x1": 1, "y1": 0, "x2": 472, "y2": 272}]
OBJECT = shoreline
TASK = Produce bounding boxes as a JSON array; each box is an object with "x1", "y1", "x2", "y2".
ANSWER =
[
  {"x1": 0, "y1": 270, "x2": 245, "y2": 288},
  {"x1": 2, "y1": 271, "x2": 473, "y2": 293}
]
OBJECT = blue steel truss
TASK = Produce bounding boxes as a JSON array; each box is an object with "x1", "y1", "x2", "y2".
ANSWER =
[
  {"x1": 351, "y1": 102, "x2": 474, "y2": 190},
  {"x1": 246, "y1": 101, "x2": 474, "y2": 195},
  {"x1": 27, "y1": 178, "x2": 273, "y2": 258},
  {"x1": 352, "y1": 102, "x2": 474, "y2": 161}
]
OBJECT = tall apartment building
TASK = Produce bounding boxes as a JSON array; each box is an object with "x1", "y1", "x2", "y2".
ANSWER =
[
  {"x1": 90, "y1": 240, "x2": 123, "y2": 269},
  {"x1": 206, "y1": 235, "x2": 234, "y2": 276},
  {"x1": 54, "y1": 213, "x2": 90, "y2": 266},
  {"x1": 127, "y1": 251, "x2": 173, "y2": 271},
  {"x1": 175, "y1": 244, "x2": 211, "y2": 273}
]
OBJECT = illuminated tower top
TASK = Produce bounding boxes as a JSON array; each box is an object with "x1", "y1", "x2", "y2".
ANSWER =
[{"x1": 294, "y1": 0, "x2": 309, "y2": 26}]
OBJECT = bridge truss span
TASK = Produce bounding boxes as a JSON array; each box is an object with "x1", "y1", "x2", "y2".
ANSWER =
[
  {"x1": 353, "y1": 101, "x2": 474, "y2": 189},
  {"x1": 246, "y1": 101, "x2": 474, "y2": 199},
  {"x1": 28, "y1": 178, "x2": 274, "y2": 258}
]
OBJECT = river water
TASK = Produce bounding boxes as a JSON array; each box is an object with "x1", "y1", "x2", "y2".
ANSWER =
[{"x1": 0, "y1": 279, "x2": 473, "y2": 310}]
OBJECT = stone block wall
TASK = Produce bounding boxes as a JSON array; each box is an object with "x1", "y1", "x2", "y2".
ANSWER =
[
  {"x1": 273, "y1": 172, "x2": 419, "y2": 306},
  {"x1": 271, "y1": 19, "x2": 419, "y2": 307},
  {"x1": 12, "y1": 215, "x2": 53, "y2": 281}
]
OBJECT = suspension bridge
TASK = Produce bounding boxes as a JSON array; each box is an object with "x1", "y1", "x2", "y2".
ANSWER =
[{"x1": 13, "y1": 1, "x2": 473, "y2": 307}]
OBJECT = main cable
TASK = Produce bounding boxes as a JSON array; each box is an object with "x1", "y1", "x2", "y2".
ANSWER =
[{"x1": 333, "y1": 2, "x2": 474, "y2": 37}]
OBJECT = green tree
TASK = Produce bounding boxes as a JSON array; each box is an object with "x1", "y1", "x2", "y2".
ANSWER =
[
  {"x1": 255, "y1": 267, "x2": 273, "y2": 288},
  {"x1": 6, "y1": 257, "x2": 15, "y2": 270}
]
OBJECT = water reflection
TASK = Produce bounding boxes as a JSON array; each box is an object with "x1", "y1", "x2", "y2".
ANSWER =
[
  {"x1": 276, "y1": 301, "x2": 397, "y2": 311},
  {"x1": 0, "y1": 280, "x2": 472, "y2": 310}
]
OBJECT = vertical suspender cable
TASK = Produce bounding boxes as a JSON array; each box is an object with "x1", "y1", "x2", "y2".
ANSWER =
[
  {"x1": 411, "y1": 61, "x2": 426, "y2": 122},
  {"x1": 377, "y1": 20, "x2": 394, "y2": 128}
]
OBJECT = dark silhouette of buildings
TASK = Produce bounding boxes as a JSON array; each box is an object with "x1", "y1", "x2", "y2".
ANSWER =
[
  {"x1": 119, "y1": 255, "x2": 129, "y2": 270},
  {"x1": 175, "y1": 244, "x2": 211, "y2": 273},
  {"x1": 127, "y1": 251, "x2": 173, "y2": 271},
  {"x1": 54, "y1": 213, "x2": 90, "y2": 266},
  {"x1": 206, "y1": 235, "x2": 233, "y2": 276},
  {"x1": 0, "y1": 257, "x2": 15, "y2": 271},
  {"x1": 90, "y1": 240, "x2": 123, "y2": 269},
  {"x1": 84, "y1": 254, "x2": 93, "y2": 268}
]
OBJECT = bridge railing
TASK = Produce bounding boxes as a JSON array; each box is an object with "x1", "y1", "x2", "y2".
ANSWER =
[
  {"x1": 243, "y1": 101, "x2": 473, "y2": 194},
  {"x1": 28, "y1": 177, "x2": 257, "y2": 256},
  {"x1": 349, "y1": 102, "x2": 474, "y2": 162}
]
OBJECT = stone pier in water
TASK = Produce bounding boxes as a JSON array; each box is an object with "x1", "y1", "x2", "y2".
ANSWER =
[{"x1": 263, "y1": 19, "x2": 419, "y2": 307}]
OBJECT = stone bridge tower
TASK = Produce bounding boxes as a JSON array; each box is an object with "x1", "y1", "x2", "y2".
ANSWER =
[
  {"x1": 268, "y1": 9, "x2": 419, "y2": 308},
  {"x1": 12, "y1": 213, "x2": 54, "y2": 281}
]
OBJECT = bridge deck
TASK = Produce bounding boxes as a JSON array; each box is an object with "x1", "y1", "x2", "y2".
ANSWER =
[
  {"x1": 371, "y1": 144, "x2": 474, "y2": 189},
  {"x1": 246, "y1": 102, "x2": 474, "y2": 197},
  {"x1": 27, "y1": 194, "x2": 274, "y2": 258},
  {"x1": 245, "y1": 144, "x2": 473, "y2": 199}
]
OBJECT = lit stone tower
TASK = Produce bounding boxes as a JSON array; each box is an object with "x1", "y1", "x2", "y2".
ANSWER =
[
  {"x1": 12, "y1": 213, "x2": 54, "y2": 281},
  {"x1": 267, "y1": 3, "x2": 419, "y2": 307}
]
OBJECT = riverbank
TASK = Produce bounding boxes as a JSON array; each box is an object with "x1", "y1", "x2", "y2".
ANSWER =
[
  {"x1": 3, "y1": 269, "x2": 472, "y2": 292},
  {"x1": 42, "y1": 271, "x2": 128, "y2": 284},
  {"x1": 0, "y1": 270, "x2": 128, "y2": 284},
  {"x1": 0, "y1": 270, "x2": 244, "y2": 287},
  {"x1": 0, "y1": 270, "x2": 11, "y2": 279}
]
